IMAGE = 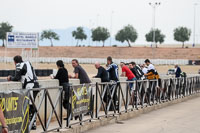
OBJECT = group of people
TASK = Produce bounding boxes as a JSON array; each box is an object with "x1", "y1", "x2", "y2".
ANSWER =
[{"x1": 1, "y1": 55, "x2": 161, "y2": 132}]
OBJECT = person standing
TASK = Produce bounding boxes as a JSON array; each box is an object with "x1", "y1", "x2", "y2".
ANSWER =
[
  {"x1": 53, "y1": 60, "x2": 71, "y2": 120},
  {"x1": 144, "y1": 59, "x2": 159, "y2": 79},
  {"x1": 69, "y1": 59, "x2": 91, "y2": 84},
  {"x1": 94, "y1": 62, "x2": 109, "y2": 82},
  {"x1": 129, "y1": 62, "x2": 144, "y2": 80},
  {"x1": 106, "y1": 56, "x2": 119, "y2": 110},
  {"x1": 69, "y1": 59, "x2": 91, "y2": 118},
  {"x1": 106, "y1": 56, "x2": 119, "y2": 82},
  {"x1": 175, "y1": 64, "x2": 182, "y2": 78},
  {"x1": 120, "y1": 62, "x2": 136, "y2": 89},
  {"x1": 0, "y1": 107, "x2": 8, "y2": 133},
  {"x1": 7, "y1": 55, "x2": 39, "y2": 130}
]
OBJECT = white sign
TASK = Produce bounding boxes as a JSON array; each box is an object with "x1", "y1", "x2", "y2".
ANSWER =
[{"x1": 6, "y1": 32, "x2": 39, "y2": 48}]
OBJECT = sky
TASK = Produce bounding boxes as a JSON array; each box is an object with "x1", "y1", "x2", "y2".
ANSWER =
[{"x1": 0, "y1": 0, "x2": 200, "y2": 45}]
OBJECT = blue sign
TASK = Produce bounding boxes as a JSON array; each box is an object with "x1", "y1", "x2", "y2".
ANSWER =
[{"x1": 8, "y1": 35, "x2": 14, "y2": 42}]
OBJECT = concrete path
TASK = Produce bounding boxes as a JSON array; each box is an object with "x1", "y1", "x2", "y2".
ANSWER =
[{"x1": 86, "y1": 97, "x2": 200, "y2": 133}]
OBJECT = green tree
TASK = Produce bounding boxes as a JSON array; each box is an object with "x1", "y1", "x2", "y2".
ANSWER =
[
  {"x1": 0, "y1": 22, "x2": 13, "y2": 47},
  {"x1": 40, "y1": 30, "x2": 59, "y2": 47},
  {"x1": 91, "y1": 27, "x2": 110, "y2": 47},
  {"x1": 115, "y1": 24, "x2": 138, "y2": 47},
  {"x1": 72, "y1": 27, "x2": 87, "y2": 46},
  {"x1": 145, "y1": 29, "x2": 165, "y2": 48},
  {"x1": 173, "y1": 27, "x2": 191, "y2": 48}
]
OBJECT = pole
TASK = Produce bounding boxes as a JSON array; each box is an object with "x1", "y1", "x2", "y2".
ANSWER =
[
  {"x1": 110, "y1": 11, "x2": 114, "y2": 47},
  {"x1": 193, "y1": 3, "x2": 198, "y2": 47},
  {"x1": 149, "y1": 2, "x2": 161, "y2": 58}
]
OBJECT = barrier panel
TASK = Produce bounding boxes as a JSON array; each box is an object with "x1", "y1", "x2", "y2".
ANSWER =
[
  {"x1": 0, "y1": 89, "x2": 29, "y2": 133},
  {"x1": 28, "y1": 86, "x2": 63, "y2": 132}
]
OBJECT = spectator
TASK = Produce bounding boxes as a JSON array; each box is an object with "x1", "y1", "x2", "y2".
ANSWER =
[
  {"x1": 106, "y1": 56, "x2": 119, "y2": 82},
  {"x1": 53, "y1": 60, "x2": 71, "y2": 120},
  {"x1": 69, "y1": 59, "x2": 91, "y2": 84},
  {"x1": 7, "y1": 55, "x2": 39, "y2": 130},
  {"x1": 141, "y1": 64, "x2": 148, "y2": 74},
  {"x1": 93, "y1": 62, "x2": 109, "y2": 82},
  {"x1": 175, "y1": 64, "x2": 182, "y2": 78},
  {"x1": 0, "y1": 107, "x2": 8, "y2": 133},
  {"x1": 120, "y1": 62, "x2": 136, "y2": 89},
  {"x1": 129, "y1": 62, "x2": 144, "y2": 80},
  {"x1": 106, "y1": 56, "x2": 119, "y2": 110},
  {"x1": 144, "y1": 59, "x2": 159, "y2": 79}
]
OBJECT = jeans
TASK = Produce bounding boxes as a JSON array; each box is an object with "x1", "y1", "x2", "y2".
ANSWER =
[{"x1": 127, "y1": 77, "x2": 137, "y2": 90}]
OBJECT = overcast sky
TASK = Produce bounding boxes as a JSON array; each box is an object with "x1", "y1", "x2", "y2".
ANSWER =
[{"x1": 0, "y1": 0, "x2": 200, "y2": 45}]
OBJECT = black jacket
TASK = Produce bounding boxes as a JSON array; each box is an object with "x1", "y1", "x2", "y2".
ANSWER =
[{"x1": 95, "y1": 66, "x2": 110, "y2": 82}]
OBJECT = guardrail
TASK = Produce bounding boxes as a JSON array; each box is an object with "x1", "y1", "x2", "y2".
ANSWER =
[{"x1": 65, "y1": 76, "x2": 200, "y2": 128}]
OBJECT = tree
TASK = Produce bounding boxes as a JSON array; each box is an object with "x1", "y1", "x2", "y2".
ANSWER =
[
  {"x1": 40, "y1": 30, "x2": 59, "y2": 47},
  {"x1": 91, "y1": 27, "x2": 110, "y2": 47},
  {"x1": 145, "y1": 29, "x2": 165, "y2": 48},
  {"x1": 173, "y1": 27, "x2": 191, "y2": 48},
  {"x1": 0, "y1": 22, "x2": 13, "y2": 47},
  {"x1": 115, "y1": 24, "x2": 138, "y2": 47},
  {"x1": 72, "y1": 27, "x2": 87, "y2": 46}
]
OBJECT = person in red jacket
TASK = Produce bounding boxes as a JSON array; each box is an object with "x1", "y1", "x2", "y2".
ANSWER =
[{"x1": 120, "y1": 62, "x2": 136, "y2": 90}]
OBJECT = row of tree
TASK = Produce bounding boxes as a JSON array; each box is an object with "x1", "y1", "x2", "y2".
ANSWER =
[{"x1": 0, "y1": 22, "x2": 191, "y2": 48}]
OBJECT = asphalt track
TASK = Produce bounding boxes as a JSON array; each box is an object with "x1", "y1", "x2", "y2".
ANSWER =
[{"x1": 87, "y1": 96, "x2": 200, "y2": 133}]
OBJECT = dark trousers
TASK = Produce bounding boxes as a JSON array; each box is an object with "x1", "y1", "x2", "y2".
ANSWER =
[
  {"x1": 29, "y1": 82, "x2": 39, "y2": 127},
  {"x1": 62, "y1": 83, "x2": 71, "y2": 118}
]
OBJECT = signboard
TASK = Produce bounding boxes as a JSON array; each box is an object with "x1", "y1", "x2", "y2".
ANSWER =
[
  {"x1": 71, "y1": 84, "x2": 92, "y2": 116},
  {"x1": 6, "y1": 32, "x2": 39, "y2": 48},
  {"x1": 0, "y1": 90, "x2": 29, "y2": 133}
]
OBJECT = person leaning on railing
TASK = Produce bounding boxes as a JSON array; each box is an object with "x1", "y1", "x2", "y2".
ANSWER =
[
  {"x1": 0, "y1": 106, "x2": 8, "y2": 133},
  {"x1": 144, "y1": 59, "x2": 159, "y2": 80},
  {"x1": 52, "y1": 60, "x2": 71, "y2": 120},
  {"x1": 7, "y1": 55, "x2": 39, "y2": 130}
]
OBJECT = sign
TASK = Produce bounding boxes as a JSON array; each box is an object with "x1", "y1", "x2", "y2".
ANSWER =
[
  {"x1": 71, "y1": 84, "x2": 92, "y2": 116},
  {"x1": 0, "y1": 90, "x2": 29, "y2": 133},
  {"x1": 6, "y1": 32, "x2": 39, "y2": 48}
]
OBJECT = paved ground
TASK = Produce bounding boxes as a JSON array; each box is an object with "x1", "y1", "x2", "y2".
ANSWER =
[{"x1": 86, "y1": 97, "x2": 200, "y2": 133}]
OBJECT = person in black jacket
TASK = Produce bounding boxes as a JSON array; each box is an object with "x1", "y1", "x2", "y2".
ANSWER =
[
  {"x1": 94, "y1": 62, "x2": 110, "y2": 82},
  {"x1": 53, "y1": 60, "x2": 71, "y2": 120},
  {"x1": 175, "y1": 64, "x2": 182, "y2": 78},
  {"x1": 129, "y1": 62, "x2": 144, "y2": 80}
]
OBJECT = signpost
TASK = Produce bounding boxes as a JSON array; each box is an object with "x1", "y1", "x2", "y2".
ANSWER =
[
  {"x1": 6, "y1": 32, "x2": 39, "y2": 48},
  {"x1": 5, "y1": 32, "x2": 40, "y2": 68}
]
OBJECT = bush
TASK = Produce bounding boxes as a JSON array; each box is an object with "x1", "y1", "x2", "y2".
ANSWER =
[{"x1": 112, "y1": 45, "x2": 117, "y2": 47}]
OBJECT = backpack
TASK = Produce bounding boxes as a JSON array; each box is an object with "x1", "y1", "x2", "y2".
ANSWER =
[{"x1": 135, "y1": 65, "x2": 144, "y2": 79}]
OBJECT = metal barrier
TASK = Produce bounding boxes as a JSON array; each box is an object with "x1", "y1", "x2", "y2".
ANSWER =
[
  {"x1": 25, "y1": 76, "x2": 200, "y2": 132},
  {"x1": 29, "y1": 86, "x2": 63, "y2": 132},
  {"x1": 65, "y1": 76, "x2": 200, "y2": 128}
]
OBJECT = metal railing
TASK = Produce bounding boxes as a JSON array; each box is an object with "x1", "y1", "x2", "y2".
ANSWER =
[
  {"x1": 29, "y1": 86, "x2": 63, "y2": 132},
  {"x1": 26, "y1": 76, "x2": 200, "y2": 132},
  {"x1": 65, "y1": 76, "x2": 200, "y2": 128}
]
